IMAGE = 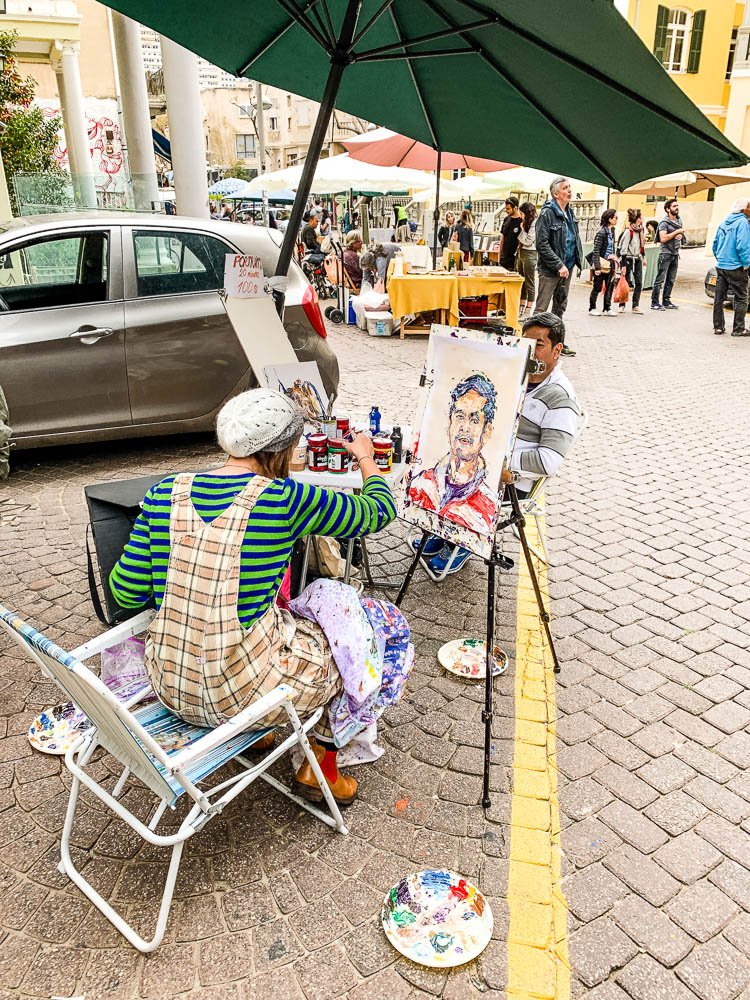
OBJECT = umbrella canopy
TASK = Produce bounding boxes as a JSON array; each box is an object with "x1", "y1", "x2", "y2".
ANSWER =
[
  {"x1": 342, "y1": 127, "x2": 514, "y2": 172},
  {"x1": 235, "y1": 186, "x2": 297, "y2": 203},
  {"x1": 208, "y1": 177, "x2": 248, "y2": 197},
  {"x1": 102, "y1": 0, "x2": 745, "y2": 191},
  {"x1": 467, "y1": 167, "x2": 602, "y2": 200},
  {"x1": 618, "y1": 168, "x2": 750, "y2": 198},
  {"x1": 243, "y1": 153, "x2": 437, "y2": 196}
]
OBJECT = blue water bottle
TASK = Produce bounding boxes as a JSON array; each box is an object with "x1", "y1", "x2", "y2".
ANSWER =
[{"x1": 369, "y1": 406, "x2": 381, "y2": 434}]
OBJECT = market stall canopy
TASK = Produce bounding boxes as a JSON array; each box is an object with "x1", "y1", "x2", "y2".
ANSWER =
[
  {"x1": 410, "y1": 176, "x2": 483, "y2": 204},
  {"x1": 464, "y1": 167, "x2": 603, "y2": 201},
  {"x1": 618, "y1": 169, "x2": 750, "y2": 198},
  {"x1": 235, "y1": 186, "x2": 297, "y2": 203},
  {"x1": 101, "y1": 0, "x2": 746, "y2": 192},
  {"x1": 208, "y1": 177, "x2": 248, "y2": 197},
  {"x1": 342, "y1": 127, "x2": 515, "y2": 173},
  {"x1": 242, "y1": 153, "x2": 437, "y2": 196}
]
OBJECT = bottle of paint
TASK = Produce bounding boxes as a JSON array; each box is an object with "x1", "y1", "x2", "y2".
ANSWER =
[
  {"x1": 372, "y1": 436, "x2": 393, "y2": 473},
  {"x1": 307, "y1": 433, "x2": 328, "y2": 471},
  {"x1": 369, "y1": 406, "x2": 381, "y2": 434},
  {"x1": 391, "y1": 426, "x2": 403, "y2": 464},
  {"x1": 327, "y1": 438, "x2": 349, "y2": 474}
]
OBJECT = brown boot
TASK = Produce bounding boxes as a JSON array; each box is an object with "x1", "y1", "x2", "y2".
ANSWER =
[
  {"x1": 294, "y1": 743, "x2": 358, "y2": 806},
  {"x1": 248, "y1": 731, "x2": 276, "y2": 753}
]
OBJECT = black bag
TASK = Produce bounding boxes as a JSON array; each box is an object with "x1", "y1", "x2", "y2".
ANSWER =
[{"x1": 84, "y1": 473, "x2": 164, "y2": 626}]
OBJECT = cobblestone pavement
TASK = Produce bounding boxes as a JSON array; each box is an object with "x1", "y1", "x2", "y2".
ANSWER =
[{"x1": 1, "y1": 249, "x2": 750, "y2": 999}]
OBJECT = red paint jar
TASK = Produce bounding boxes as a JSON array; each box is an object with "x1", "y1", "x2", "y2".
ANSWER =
[
  {"x1": 373, "y1": 436, "x2": 393, "y2": 473},
  {"x1": 307, "y1": 433, "x2": 328, "y2": 471},
  {"x1": 336, "y1": 416, "x2": 350, "y2": 436}
]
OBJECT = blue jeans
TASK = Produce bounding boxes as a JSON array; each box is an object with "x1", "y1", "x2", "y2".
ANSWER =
[{"x1": 651, "y1": 254, "x2": 679, "y2": 306}]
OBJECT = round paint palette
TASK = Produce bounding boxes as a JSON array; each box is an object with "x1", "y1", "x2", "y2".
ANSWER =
[
  {"x1": 28, "y1": 705, "x2": 93, "y2": 755},
  {"x1": 381, "y1": 869, "x2": 493, "y2": 967},
  {"x1": 437, "y1": 638, "x2": 507, "y2": 679}
]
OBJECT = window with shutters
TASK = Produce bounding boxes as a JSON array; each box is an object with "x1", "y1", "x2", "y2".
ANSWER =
[
  {"x1": 726, "y1": 27, "x2": 738, "y2": 81},
  {"x1": 662, "y1": 8, "x2": 691, "y2": 73}
]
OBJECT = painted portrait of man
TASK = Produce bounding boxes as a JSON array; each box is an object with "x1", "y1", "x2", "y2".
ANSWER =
[{"x1": 407, "y1": 373, "x2": 499, "y2": 535}]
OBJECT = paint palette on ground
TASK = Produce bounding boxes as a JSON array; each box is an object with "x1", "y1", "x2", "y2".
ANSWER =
[
  {"x1": 438, "y1": 638, "x2": 507, "y2": 679},
  {"x1": 381, "y1": 869, "x2": 493, "y2": 967}
]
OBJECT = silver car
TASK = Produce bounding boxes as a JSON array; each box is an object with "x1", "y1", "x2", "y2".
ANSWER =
[{"x1": 0, "y1": 212, "x2": 338, "y2": 449}]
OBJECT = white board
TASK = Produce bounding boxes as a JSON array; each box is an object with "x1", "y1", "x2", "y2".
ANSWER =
[{"x1": 223, "y1": 295, "x2": 297, "y2": 377}]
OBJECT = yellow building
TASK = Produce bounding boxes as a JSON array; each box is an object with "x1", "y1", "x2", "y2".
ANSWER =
[{"x1": 616, "y1": 1, "x2": 745, "y2": 239}]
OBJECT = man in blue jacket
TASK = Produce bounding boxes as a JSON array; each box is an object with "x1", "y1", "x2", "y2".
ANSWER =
[{"x1": 712, "y1": 198, "x2": 750, "y2": 337}]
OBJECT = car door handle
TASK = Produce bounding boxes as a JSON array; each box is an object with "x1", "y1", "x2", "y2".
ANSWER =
[{"x1": 69, "y1": 326, "x2": 114, "y2": 345}]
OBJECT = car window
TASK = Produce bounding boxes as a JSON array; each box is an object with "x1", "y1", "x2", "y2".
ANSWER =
[
  {"x1": 133, "y1": 230, "x2": 227, "y2": 296},
  {"x1": 0, "y1": 232, "x2": 108, "y2": 311}
]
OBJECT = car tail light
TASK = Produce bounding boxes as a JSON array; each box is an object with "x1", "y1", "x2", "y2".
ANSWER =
[{"x1": 302, "y1": 282, "x2": 327, "y2": 339}]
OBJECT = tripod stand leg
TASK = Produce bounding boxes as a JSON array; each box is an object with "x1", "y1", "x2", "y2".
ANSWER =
[
  {"x1": 396, "y1": 530, "x2": 430, "y2": 607},
  {"x1": 507, "y1": 485, "x2": 561, "y2": 674},
  {"x1": 482, "y1": 554, "x2": 496, "y2": 809}
]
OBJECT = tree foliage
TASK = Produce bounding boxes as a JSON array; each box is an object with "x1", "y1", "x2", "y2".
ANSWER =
[
  {"x1": 223, "y1": 162, "x2": 257, "y2": 181},
  {"x1": 0, "y1": 30, "x2": 63, "y2": 214}
]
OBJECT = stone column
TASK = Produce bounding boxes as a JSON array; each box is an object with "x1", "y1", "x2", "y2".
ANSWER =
[
  {"x1": 52, "y1": 41, "x2": 97, "y2": 209},
  {"x1": 111, "y1": 13, "x2": 160, "y2": 211},
  {"x1": 160, "y1": 35, "x2": 208, "y2": 218}
]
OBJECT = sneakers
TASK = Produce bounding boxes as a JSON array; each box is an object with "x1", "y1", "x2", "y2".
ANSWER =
[
  {"x1": 618, "y1": 304, "x2": 626, "y2": 313},
  {"x1": 588, "y1": 308, "x2": 601, "y2": 316},
  {"x1": 602, "y1": 309, "x2": 615, "y2": 317},
  {"x1": 428, "y1": 544, "x2": 473, "y2": 576},
  {"x1": 411, "y1": 534, "x2": 444, "y2": 556},
  {"x1": 664, "y1": 302, "x2": 679, "y2": 310},
  {"x1": 651, "y1": 303, "x2": 665, "y2": 311},
  {"x1": 714, "y1": 328, "x2": 726, "y2": 336},
  {"x1": 632, "y1": 306, "x2": 643, "y2": 314},
  {"x1": 561, "y1": 344, "x2": 577, "y2": 357},
  {"x1": 731, "y1": 328, "x2": 750, "y2": 337}
]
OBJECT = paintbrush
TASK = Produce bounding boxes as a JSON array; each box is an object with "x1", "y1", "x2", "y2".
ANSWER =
[{"x1": 326, "y1": 392, "x2": 335, "y2": 419}]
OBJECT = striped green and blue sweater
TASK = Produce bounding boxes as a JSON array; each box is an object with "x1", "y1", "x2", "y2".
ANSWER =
[{"x1": 109, "y1": 472, "x2": 396, "y2": 627}]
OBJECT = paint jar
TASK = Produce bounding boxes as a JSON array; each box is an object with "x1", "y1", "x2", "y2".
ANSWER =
[
  {"x1": 321, "y1": 418, "x2": 337, "y2": 437},
  {"x1": 373, "y1": 436, "x2": 393, "y2": 473},
  {"x1": 327, "y1": 438, "x2": 349, "y2": 474},
  {"x1": 336, "y1": 416, "x2": 350, "y2": 437},
  {"x1": 289, "y1": 436, "x2": 307, "y2": 472},
  {"x1": 307, "y1": 433, "x2": 328, "y2": 472}
]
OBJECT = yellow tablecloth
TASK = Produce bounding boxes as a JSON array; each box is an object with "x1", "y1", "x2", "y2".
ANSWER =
[{"x1": 387, "y1": 259, "x2": 524, "y2": 330}]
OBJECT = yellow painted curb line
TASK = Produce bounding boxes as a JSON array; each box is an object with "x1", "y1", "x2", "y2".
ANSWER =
[{"x1": 506, "y1": 498, "x2": 570, "y2": 1000}]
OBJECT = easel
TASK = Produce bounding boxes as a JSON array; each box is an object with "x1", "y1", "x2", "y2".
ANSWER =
[{"x1": 395, "y1": 483, "x2": 560, "y2": 810}]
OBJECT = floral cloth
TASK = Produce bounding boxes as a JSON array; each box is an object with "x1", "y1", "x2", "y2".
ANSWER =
[{"x1": 288, "y1": 579, "x2": 413, "y2": 748}]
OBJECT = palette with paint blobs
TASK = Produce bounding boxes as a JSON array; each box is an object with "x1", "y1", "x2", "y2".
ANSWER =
[
  {"x1": 437, "y1": 637, "x2": 507, "y2": 679},
  {"x1": 381, "y1": 869, "x2": 493, "y2": 967}
]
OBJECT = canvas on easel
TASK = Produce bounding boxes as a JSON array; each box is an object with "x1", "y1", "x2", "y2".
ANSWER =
[{"x1": 401, "y1": 326, "x2": 532, "y2": 560}]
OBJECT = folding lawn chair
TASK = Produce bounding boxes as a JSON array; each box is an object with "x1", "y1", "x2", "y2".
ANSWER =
[{"x1": 0, "y1": 604, "x2": 347, "y2": 953}]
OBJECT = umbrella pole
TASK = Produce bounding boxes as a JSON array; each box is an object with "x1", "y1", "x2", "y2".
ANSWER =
[
  {"x1": 273, "y1": 0, "x2": 361, "y2": 301},
  {"x1": 432, "y1": 149, "x2": 442, "y2": 268}
]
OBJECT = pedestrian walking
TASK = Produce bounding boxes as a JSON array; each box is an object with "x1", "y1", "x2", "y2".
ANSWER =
[
  {"x1": 536, "y1": 176, "x2": 583, "y2": 356},
  {"x1": 588, "y1": 209, "x2": 619, "y2": 317},
  {"x1": 712, "y1": 197, "x2": 750, "y2": 337},
  {"x1": 499, "y1": 197, "x2": 523, "y2": 270},
  {"x1": 517, "y1": 201, "x2": 537, "y2": 316},
  {"x1": 394, "y1": 204, "x2": 411, "y2": 242},
  {"x1": 437, "y1": 211, "x2": 457, "y2": 249},
  {"x1": 651, "y1": 198, "x2": 685, "y2": 311},
  {"x1": 453, "y1": 208, "x2": 475, "y2": 262},
  {"x1": 616, "y1": 208, "x2": 645, "y2": 314}
]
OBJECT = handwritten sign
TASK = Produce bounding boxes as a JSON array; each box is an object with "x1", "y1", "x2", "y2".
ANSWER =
[{"x1": 224, "y1": 253, "x2": 266, "y2": 298}]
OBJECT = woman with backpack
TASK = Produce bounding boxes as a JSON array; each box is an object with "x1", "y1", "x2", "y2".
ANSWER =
[
  {"x1": 588, "y1": 208, "x2": 619, "y2": 317},
  {"x1": 616, "y1": 207, "x2": 645, "y2": 314}
]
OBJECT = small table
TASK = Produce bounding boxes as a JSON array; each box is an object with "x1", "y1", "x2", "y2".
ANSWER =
[{"x1": 293, "y1": 457, "x2": 410, "y2": 591}]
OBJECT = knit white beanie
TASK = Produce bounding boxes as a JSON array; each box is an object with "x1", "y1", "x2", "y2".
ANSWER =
[{"x1": 216, "y1": 389, "x2": 304, "y2": 457}]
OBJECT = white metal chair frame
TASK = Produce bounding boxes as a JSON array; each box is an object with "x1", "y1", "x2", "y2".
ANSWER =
[{"x1": 0, "y1": 604, "x2": 347, "y2": 953}]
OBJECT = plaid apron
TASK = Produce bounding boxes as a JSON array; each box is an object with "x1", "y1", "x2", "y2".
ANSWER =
[{"x1": 145, "y1": 472, "x2": 340, "y2": 729}]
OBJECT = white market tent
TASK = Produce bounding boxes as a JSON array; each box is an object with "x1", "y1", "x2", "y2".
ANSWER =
[
  {"x1": 242, "y1": 152, "x2": 444, "y2": 196},
  {"x1": 454, "y1": 166, "x2": 603, "y2": 201}
]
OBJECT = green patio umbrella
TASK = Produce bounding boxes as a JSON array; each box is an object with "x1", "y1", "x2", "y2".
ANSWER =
[{"x1": 100, "y1": 0, "x2": 746, "y2": 280}]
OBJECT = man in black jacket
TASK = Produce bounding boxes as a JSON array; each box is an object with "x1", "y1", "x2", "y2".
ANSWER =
[{"x1": 536, "y1": 177, "x2": 583, "y2": 356}]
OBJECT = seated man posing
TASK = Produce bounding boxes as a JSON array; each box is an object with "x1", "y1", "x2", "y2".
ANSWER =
[{"x1": 419, "y1": 311, "x2": 580, "y2": 575}]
